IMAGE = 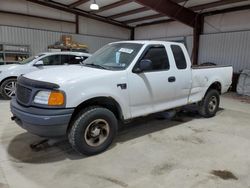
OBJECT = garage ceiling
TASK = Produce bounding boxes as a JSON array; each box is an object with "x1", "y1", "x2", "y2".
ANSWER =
[{"x1": 27, "y1": 0, "x2": 250, "y2": 27}]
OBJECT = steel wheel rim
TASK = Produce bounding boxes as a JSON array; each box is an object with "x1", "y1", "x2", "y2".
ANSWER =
[
  {"x1": 84, "y1": 119, "x2": 110, "y2": 147},
  {"x1": 4, "y1": 81, "x2": 16, "y2": 97},
  {"x1": 208, "y1": 96, "x2": 217, "y2": 113}
]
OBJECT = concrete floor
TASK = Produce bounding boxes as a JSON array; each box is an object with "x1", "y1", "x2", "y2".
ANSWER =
[{"x1": 0, "y1": 93, "x2": 250, "y2": 188}]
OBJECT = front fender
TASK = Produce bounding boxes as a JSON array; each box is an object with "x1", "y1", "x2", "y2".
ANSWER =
[{"x1": 65, "y1": 88, "x2": 131, "y2": 120}]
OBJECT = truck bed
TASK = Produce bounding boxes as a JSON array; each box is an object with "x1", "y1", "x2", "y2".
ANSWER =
[{"x1": 188, "y1": 65, "x2": 233, "y2": 103}]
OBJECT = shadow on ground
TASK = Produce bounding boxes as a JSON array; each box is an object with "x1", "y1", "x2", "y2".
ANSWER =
[{"x1": 6, "y1": 108, "x2": 224, "y2": 164}]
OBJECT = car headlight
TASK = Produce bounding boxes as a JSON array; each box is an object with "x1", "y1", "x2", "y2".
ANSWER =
[{"x1": 34, "y1": 90, "x2": 65, "y2": 106}]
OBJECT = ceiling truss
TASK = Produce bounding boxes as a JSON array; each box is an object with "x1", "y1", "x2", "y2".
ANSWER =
[{"x1": 24, "y1": 0, "x2": 250, "y2": 28}]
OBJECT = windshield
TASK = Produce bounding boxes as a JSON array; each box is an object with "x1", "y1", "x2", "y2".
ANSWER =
[
  {"x1": 84, "y1": 43, "x2": 143, "y2": 70},
  {"x1": 19, "y1": 54, "x2": 45, "y2": 64}
]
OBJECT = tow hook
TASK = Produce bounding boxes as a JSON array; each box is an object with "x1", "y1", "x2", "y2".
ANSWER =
[{"x1": 11, "y1": 116, "x2": 17, "y2": 121}]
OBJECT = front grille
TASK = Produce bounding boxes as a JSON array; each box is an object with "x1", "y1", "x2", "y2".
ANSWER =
[{"x1": 16, "y1": 84, "x2": 32, "y2": 105}]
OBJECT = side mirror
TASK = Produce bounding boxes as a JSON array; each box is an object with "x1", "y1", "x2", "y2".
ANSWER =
[
  {"x1": 133, "y1": 59, "x2": 152, "y2": 73},
  {"x1": 34, "y1": 60, "x2": 44, "y2": 67}
]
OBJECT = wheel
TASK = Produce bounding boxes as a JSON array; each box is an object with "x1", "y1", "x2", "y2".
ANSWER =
[
  {"x1": 198, "y1": 89, "x2": 220, "y2": 118},
  {"x1": 68, "y1": 106, "x2": 118, "y2": 155},
  {"x1": 0, "y1": 78, "x2": 17, "y2": 100}
]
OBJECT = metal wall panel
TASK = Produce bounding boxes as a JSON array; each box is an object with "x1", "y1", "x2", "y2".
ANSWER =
[
  {"x1": 134, "y1": 21, "x2": 192, "y2": 40},
  {"x1": 0, "y1": 13, "x2": 75, "y2": 33},
  {"x1": 0, "y1": 26, "x2": 124, "y2": 55},
  {"x1": 134, "y1": 21, "x2": 193, "y2": 56},
  {"x1": 199, "y1": 30, "x2": 250, "y2": 73},
  {"x1": 204, "y1": 10, "x2": 250, "y2": 34},
  {"x1": 0, "y1": 0, "x2": 75, "y2": 22},
  {"x1": 78, "y1": 16, "x2": 130, "y2": 40}
]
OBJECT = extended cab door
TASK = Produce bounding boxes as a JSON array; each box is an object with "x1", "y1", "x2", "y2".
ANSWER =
[
  {"x1": 128, "y1": 45, "x2": 177, "y2": 118},
  {"x1": 169, "y1": 44, "x2": 192, "y2": 105}
]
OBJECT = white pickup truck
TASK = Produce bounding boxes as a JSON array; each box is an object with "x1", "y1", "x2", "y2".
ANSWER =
[{"x1": 10, "y1": 41, "x2": 232, "y2": 155}]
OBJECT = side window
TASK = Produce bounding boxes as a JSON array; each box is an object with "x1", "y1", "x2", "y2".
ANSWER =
[
  {"x1": 68, "y1": 55, "x2": 85, "y2": 65},
  {"x1": 61, "y1": 55, "x2": 69, "y2": 65},
  {"x1": 142, "y1": 46, "x2": 170, "y2": 71},
  {"x1": 41, "y1": 55, "x2": 61, "y2": 66},
  {"x1": 171, "y1": 45, "x2": 187, "y2": 69}
]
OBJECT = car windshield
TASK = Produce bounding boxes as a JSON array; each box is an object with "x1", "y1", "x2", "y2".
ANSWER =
[
  {"x1": 83, "y1": 43, "x2": 143, "y2": 70},
  {"x1": 19, "y1": 54, "x2": 45, "y2": 64}
]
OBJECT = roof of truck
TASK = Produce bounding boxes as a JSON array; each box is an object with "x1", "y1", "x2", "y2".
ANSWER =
[
  {"x1": 38, "y1": 51, "x2": 91, "y2": 57},
  {"x1": 112, "y1": 40, "x2": 182, "y2": 46}
]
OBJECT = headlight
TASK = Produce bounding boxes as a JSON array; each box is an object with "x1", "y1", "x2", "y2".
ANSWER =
[{"x1": 34, "y1": 90, "x2": 65, "y2": 106}]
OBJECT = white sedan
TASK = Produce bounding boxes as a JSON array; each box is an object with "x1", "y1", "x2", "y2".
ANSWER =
[{"x1": 0, "y1": 51, "x2": 91, "y2": 99}]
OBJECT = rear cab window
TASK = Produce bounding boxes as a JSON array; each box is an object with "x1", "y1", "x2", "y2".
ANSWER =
[{"x1": 171, "y1": 45, "x2": 187, "y2": 69}]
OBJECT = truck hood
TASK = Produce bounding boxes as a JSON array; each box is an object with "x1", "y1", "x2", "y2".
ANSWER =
[
  {"x1": 23, "y1": 65, "x2": 114, "y2": 85},
  {"x1": 0, "y1": 64, "x2": 21, "y2": 72}
]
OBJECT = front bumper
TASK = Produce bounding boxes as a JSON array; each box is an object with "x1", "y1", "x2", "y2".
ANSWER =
[{"x1": 10, "y1": 98, "x2": 74, "y2": 137}]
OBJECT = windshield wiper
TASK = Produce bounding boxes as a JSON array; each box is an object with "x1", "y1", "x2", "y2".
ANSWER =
[{"x1": 83, "y1": 63, "x2": 109, "y2": 70}]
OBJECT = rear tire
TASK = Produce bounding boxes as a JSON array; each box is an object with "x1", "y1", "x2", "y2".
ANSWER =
[
  {"x1": 198, "y1": 89, "x2": 220, "y2": 118},
  {"x1": 68, "y1": 106, "x2": 118, "y2": 156},
  {"x1": 0, "y1": 78, "x2": 17, "y2": 100}
]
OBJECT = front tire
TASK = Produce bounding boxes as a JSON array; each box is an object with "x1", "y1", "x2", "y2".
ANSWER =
[
  {"x1": 0, "y1": 78, "x2": 17, "y2": 100},
  {"x1": 68, "y1": 106, "x2": 118, "y2": 155},
  {"x1": 198, "y1": 89, "x2": 220, "y2": 118}
]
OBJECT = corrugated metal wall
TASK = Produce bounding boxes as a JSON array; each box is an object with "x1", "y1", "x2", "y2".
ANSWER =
[
  {"x1": 134, "y1": 21, "x2": 193, "y2": 40},
  {"x1": 199, "y1": 30, "x2": 250, "y2": 73},
  {"x1": 135, "y1": 36, "x2": 193, "y2": 57},
  {"x1": 0, "y1": 25, "x2": 124, "y2": 54},
  {"x1": 134, "y1": 10, "x2": 250, "y2": 73}
]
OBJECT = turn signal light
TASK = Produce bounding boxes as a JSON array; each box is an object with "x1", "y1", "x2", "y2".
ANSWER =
[{"x1": 48, "y1": 91, "x2": 65, "y2": 106}]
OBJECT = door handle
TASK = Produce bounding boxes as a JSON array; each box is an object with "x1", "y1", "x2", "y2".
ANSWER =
[{"x1": 168, "y1": 76, "x2": 176, "y2": 82}]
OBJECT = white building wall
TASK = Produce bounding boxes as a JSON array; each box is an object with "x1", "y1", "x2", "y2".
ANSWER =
[
  {"x1": 198, "y1": 10, "x2": 250, "y2": 72},
  {"x1": 199, "y1": 30, "x2": 250, "y2": 72},
  {"x1": 0, "y1": 0, "x2": 75, "y2": 22},
  {"x1": 134, "y1": 10, "x2": 250, "y2": 72},
  {"x1": 0, "y1": 0, "x2": 131, "y2": 54},
  {"x1": 79, "y1": 17, "x2": 130, "y2": 39},
  {"x1": 0, "y1": 25, "x2": 122, "y2": 54},
  {"x1": 204, "y1": 10, "x2": 250, "y2": 34},
  {"x1": 134, "y1": 21, "x2": 193, "y2": 56},
  {"x1": 135, "y1": 21, "x2": 192, "y2": 40},
  {"x1": 0, "y1": 13, "x2": 76, "y2": 33}
]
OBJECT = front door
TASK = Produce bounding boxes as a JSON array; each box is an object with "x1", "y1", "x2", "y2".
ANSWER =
[{"x1": 128, "y1": 45, "x2": 177, "y2": 118}]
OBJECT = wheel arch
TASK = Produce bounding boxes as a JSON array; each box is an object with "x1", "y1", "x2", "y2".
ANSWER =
[
  {"x1": 206, "y1": 81, "x2": 222, "y2": 95},
  {"x1": 68, "y1": 96, "x2": 123, "y2": 132},
  {"x1": 0, "y1": 76, "x2": 18, "y2": 87}
]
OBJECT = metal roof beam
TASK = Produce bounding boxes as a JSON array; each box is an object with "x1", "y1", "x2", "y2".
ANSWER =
[
  {"x1": 26, "y1": 0, "x2": 131, "y2": 29},
  {"x1": 203, "y1": 4, "x2": 250, "y2": 16},
  {"x1": 134, "y1": 0, "x2": 198, "y2": 27},
  {"x1": 190, "y1": 0, "x2": 249, "y2": 11},
  {"x1": 134, "y1": 0, "x2": 250, "y2": 27},
  {"x1": 109, "y1": 0, "x2": 188, "y2": 20},
  {"x1": 69, "y1": 0, "x2": 90, "y2": 9}
]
